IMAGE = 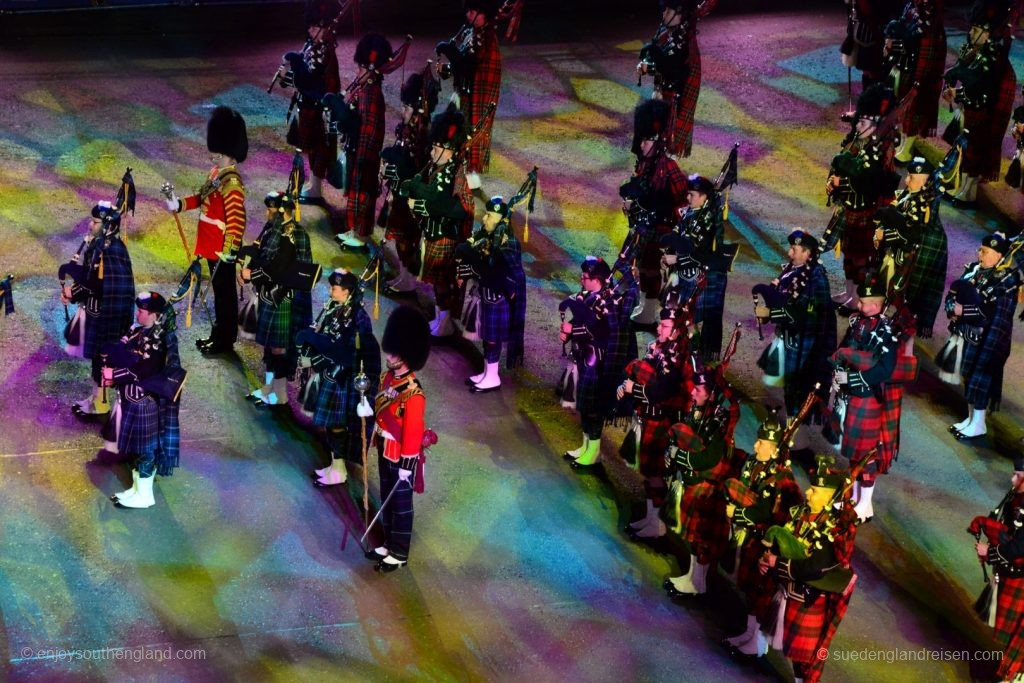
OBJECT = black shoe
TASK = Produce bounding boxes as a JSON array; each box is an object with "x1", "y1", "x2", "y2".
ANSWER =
[
  {"x1": 952, "y1": 428, "x2": 985, "y2": 442},
  {"x1": 383, "y1": 285, "x2": 417, "y2": 298},
  {"x1": 297, "y1": 195, "x2": 327, "y2": 207},
  {"x1": 364, "y1": 548, "x2": 388, "y2": 561},
  {"x1": 312, "y1": 477, "x2": 345, "y2": 489},
  {"x1": 468, "y1": 384, "x2": 500, "y2": 394},
  {"x1": 569, "y1": 459, "x2": 601, "y2": 471},
  {"x1": 200, "y1": 343, "x2": 233, "y2": 356},
  {"x1": 71, "y1": 404, "x2": 107, "y2": 421},
  {"x1": 375, "y1": 557, "x2": 407, "y2": 573},
  {"x1": 195, "y1": 337, "x2": 213, "y2": 349},
  {"x1": 665, "y1": 584, "x2": 699, "y2": 599},
  {"x1": 253, "y1": 398, "x2": 288, "y2": 410},
  {"x1": 244, "y1": 391, "x2": 264, "y2": 402},
  {"x1": 464, "y1": 376, "x2": 481, "y2": 386}
]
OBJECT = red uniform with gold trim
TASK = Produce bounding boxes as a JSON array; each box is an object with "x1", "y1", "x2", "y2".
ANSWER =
[{"x1": 181, "y1": 166, "x2": 246, "y2": 261}]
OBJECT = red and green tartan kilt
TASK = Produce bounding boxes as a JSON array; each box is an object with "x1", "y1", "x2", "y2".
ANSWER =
[
  {"x1": 423, "y1": 237, "x2": 458, "y2": 311},
  {"x1": 737, "y1": 534, "x2": 776, "y2": 622},
  {"x1": 662, "y1": 41, "x2": 701, "y2": 158},
  {"x1": 256, "y1": 296, "x2": 293, "y2": 349},
  {"x1": 842, "y1": 395, "x2": 882, "y2": 467},
  {"x1": 996, "y1": 575, "x2": 1024, "y2": 679},
  {"x1": 839, "y1": 207, "x2": 880, "y2": 282},
  {"x1": 297, "y1": 106, "x2": 336, "y2": 178},
  {"x1": 879, "y1": 383, "x2": 904, "y2": 474},
  {"x1": 783, "y1": 591, "x2": 829, "y2": 665},
  {"x1": 637, "y1": 416, "x2": 670, "y2": 478},
  {"x1": 344, "y1": 158, "x2": 380, "y2": 237},
  {"x1": 384, "y1": 200, "x2": 422, "y2": 273},
  {"x1": 963, "y1": 64, "x2": 1017, "y2": 181},
  {"x1": 903, "y1": 30, "x2": 946, "y2": 137},
  {"x1": 677, "y1": 480, "x2": 730, "y2": 561}
]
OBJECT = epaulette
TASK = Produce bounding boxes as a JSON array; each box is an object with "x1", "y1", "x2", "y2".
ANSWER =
[{"x1": 218, "y1": 168, "x2": 245, "y2": 191}]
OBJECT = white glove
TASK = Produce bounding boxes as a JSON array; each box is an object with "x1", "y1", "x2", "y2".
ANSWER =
[
  {"x1": 356, "y1": 396, "x2": 373, "y2": 418},
  {"x1": 398, "y1": 468, "x2": 413, "y2": 482},
  {"x1": 164, "y1": 195, "x2": 181, "y2": 212},
  {"x1": 409, "y1": 198, "x2": 429, "y2": 216},
  {"x1": 216, "y1": 251, "x2": 236, "y2": 263}
]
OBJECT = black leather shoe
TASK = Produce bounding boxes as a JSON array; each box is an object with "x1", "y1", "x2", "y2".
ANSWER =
[
  {"x1": 312, "y1": 478, "x2": 345, "y2": 489},
  {"x1": 365, "y1": 548, "x2": 388, "y2": 561},
  {"x1": 469, "y1": 384, "x2": 500, "y2": 394},
  {"x1": 200, "y1": 343, "x2": 233, "y2": 356},
  {"x1": 952, "y1": 428, "x2": 985, "y2": 442},
  {"x1": 569, "y1": 459, "x2": 600, "y2": 471},
  {"x1": 195, "y1": 337, "x2": 213, "y2": 349},
  {"x1": 71, "y1": 404, "x2": 108, "y2": 421},
  {"x1": 244, "y1": 391, "x2": 264, "y2": 402},
  {"x1": 464, "y1": 376, "x2": 481, "y2": 386},
  {"x1": 375, "y1": 558, "x2": 407, "y2": 573},
  {"x1": 253, "y1": 398, "x2": 288, "y2": 410},
  {"x1": 665, "y1": 584, "x2": 699, "y2": 599},
  {"x1": 297, "y1": 195, "x2": 327, "y2": 207}
]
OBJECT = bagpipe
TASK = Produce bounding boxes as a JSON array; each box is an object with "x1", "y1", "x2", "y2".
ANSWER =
[
  {"x1": 435, "y1": 0, "x2": 524, "y2": 85},
  {"x1": 637, "y1": 17, "x2": 693, "y2": 88},
  {"x1": 396, "y1": 101, "x2": 498, "y2": 203},
  {"x1": 707, "y1": 142, "x2": 740, "y2": 272},
  {"x1": 102, "y1": 305, "x2": 187, "y2": 403},
  {"x1": 268, "y1": 0, "x2": 357, "y2": 95},
  {"x1": 969, "y1": 485, "x2": 1024, "y2": 619},
  {"x1": 322, "y1": 35, "x2": 412, "y2": 155},
  {"x1": 0, "y1": 273, "x2": 13, "y2": 317},
  {"x1": 760, "y1": 452, "x2": 873, "y2": 593},
  {"x1": 297, "y1": 299, "x2": 347, "y2": 412}
]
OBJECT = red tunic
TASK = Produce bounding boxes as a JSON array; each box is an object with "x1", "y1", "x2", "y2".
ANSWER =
[
  {"x1": 374, "y1": 369, "x2": 426, "y2": 464},
  {"x1": 181, "y1": 167, "x2": 246, "y2": 261}
]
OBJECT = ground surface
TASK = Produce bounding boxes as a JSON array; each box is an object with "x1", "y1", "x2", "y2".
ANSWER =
[{"x1": 1, "y1": 5, "x2": 1023, "y2": 682}]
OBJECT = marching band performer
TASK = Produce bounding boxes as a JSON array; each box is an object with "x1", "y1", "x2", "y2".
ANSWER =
[
  {"x1": 939, "y1": 233, "x2": 1020, "y2": 441},
  {"x1": 436, "y1": 0, "x2": 506, "y2": 195},
  {"x1": 103, "y1": 292, "x2": 183, "y2": 510},
  {"x1": 754, "y1": 230, "x2": 836, "y2": 419},
  {"x1": 165, "y1": 106, "x2": 248, "y2": 356},
  {"x1": 62, "y1": 202, "x2": 136, "y2": 420},
  {"x1": 722, "y1": 412, "x2": 803, "y2": 658},
  {"x1": 972, "y1": 457, "x2": 1024, "y2": 682},
  {"x1": 883, "y1": 0, "x2": 946, "y2": 162},
  {"x1": 380, "y1": 69, "x2": 440, "y2": 294},
  {"x1": 618, "y1": 307, "x2": 689, "y2": 540},
  {"x1": 828, "y1": 277, "x2": 898, "y2": 523},
  {"x1": 243, "y1": 194, "x2": 313, "y2": 408},
  {"x1": 942, "y1": 0, "x2": 1017, "y2": 207},
  {"x1": 840, "y1": 0, "x2": 898, "y2": 89},
  {"x1": 758, "y1": 455, "x2": 858, "y2": 683},
  {"x1": 335, "y1": 33, "x2": 394, "y2": 250},
  {"x1": 620, "y1": 98, "x2": 688, "y2": 327},
  {"x1": 369, "y1": 305, "x2": 431, "y2": 572},
  {"x1": 280, "y1": 0, "x2": 341, "y2": 205},
  {"x1": 402, "y1": 103, "x2": 474, "y2": 338},
  {"x1": 662, "y1": 367, "x2": 740, "y2": 597},
  {"x1": 239, "y1": 192, "x2": 284, "y2": 341},
  {"x1": 297, "y1": 269, "x2": 381, "y2": 487},
  {"x1": 637, "y1": 0, "x2": 718, "y2": 158},
  {"x1": 559, "y1": 257, "x2": 640, "y2": 471},
  {"x1": 456, "y1": 196, "x2": 526, "y2": 392},
  {"x1": 825, "y1": 84, "x2": 901, "y2": 302}
]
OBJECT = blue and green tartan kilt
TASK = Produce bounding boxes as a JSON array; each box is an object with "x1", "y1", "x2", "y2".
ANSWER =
[
  {"x1": 256, "y1": 296, "x2": 293, "y2": 348},
  {"x1": 575, "y1": 359, "x2": 602, "y2": 416},
  {"x1": 480, "y1": 296, "x2": 510, "y2": 343},
  {"x1": 312, "y1": 373, "x2": 352, "y2": 429},
  {"x1": 118, "y1": 395, "x2": 159, "y2": 458},
  {"x1": 695, "y1": 271, "x2": 726, "y2": 323}
]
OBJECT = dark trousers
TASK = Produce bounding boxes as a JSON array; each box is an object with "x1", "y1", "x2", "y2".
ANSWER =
[
  {"x1": 378, "y1": 452, "x2": 415, "y2": 561},
  {"x1": 207, "y1": 258, "x2": 238, "y2": 346}
]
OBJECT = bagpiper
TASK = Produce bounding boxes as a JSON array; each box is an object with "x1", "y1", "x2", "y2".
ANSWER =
[
  {"x1": 619, "y1": 99, "x2": 688, "y2": 327},
  {"x1": 937, "y1": 232, "x2": 1021, "y2": 441},
  {"x1": 824, "y1": 84, "x2": 901, "y2": 302},
  {"x1": 942, "y1": 0, "x2": 1017, "y2": 207},
  {"x1": 380, "y1": 68, "x2": 440, "y2": 294},
  {"x1": 883, "y1": 0, "x2": 946, "y2": 162},
  {"x1": 335, "y1": 33, "x2": 394, "y2": 250},
  {"x1": 840, "y1": 0, "x2": 899, "y2": 89},
  {"x1": 296, "y1": 269, "x2": 381, "y2": 487},
  {"x1": 103, "y1": 292, "x2": 184, "y2": 510},
  {"x1": 828, "y1": 277, "x2": 898, "y2": 523},
  {"x1": 369, "y1": 305, "x2": 431, "y2": 572},
  {"x1": 559, "y1": 257, "x2": 640, "y2": 471},
  {"x1": 637, "y1": 0, "x2": 718, "y2": 158},
  {"x1": 239, "y1": 192, "x2": 284, "y2": 340},
  {"x1": 165, "y1": 106, "x2": 248, "y2": 356},
  {"x1": 455, "y1": 196, "x2": 526, "y2": 393},
  {"x1": 754, "y1": 230, "x2": 836, "y2": 420},
  {"x1": 971, "y1": 456, "x2": 1024, "y2": 683},
  {"x1": 662, "y1": 366, "x2": 740, "y2": 598},
  {"x1": 280, "y1": 0, "x2": 342, "y2": 205},
  {"x1": 722, "y1": 412, "x2": 802, "y2": 658},
  {"x1": 61, "y1": 202, "x2": 136, "y2": 420},
  {"x1": 618, "y1": 307, "x2": 689, "y2": 540},
  {"x1": 242, "y1": 194, "x2": 314, "y2": 408},
  {"x1": 758, "y1": 455, "x2": 859, "y2": 683}
]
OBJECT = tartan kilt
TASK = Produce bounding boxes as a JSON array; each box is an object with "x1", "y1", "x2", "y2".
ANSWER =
[
  {"x1": 256, "y1": 296, "x2": 293, "y2": 349},
  {"x1": 695, "y1": 270, "x2": 727, "y2": 359},
  {"x1": 118, "y1": 395, "x2": 159, "y2": 458},
  {"x1": 737, "y1": 535, "x2": 776, "y2": 622},
  {"x1": 422, "y1": 237, "x2": 457, "y2": 287},
  {"x1": 637, "y1": 416, "x2": 670, "y2": 478},
  {"x1": 962, "y1": 323, "x2": 1013, "y2": 412},
  {"x1": 879, "y1": 383, "x2": 904, "y2": 474},
  {"x1": 963, "y1": 63, "x2": 1016, "y2": 180},
  {"x1": 344, "y1": 157, "x2": 380, "y2": 237},
  {"x1": 676, "y1": 480, "x2": 730, "y2": 561},
  {"x1": 312, "y1": 372, "x2": 349, "y2": 429},
  {"x1": 903, "y1": 30, "x2": 946, "y2": 137},
  {"x1": 905, "y1": 221, "x2": 948, "y2": 336},
  {"x1": 662, "y1": 40, "x2": 701, "y2": 158},
  {"x1": 480, "y1": 296, "x2": 510, "y2": 343},
  {"x1": 297, "y1": 105, "x2": 336, "y2": 179},
  {"x1": 384, "y1": 200, "x2": 422, "y2": 273},
  {"x1": 783, "y1": 332, "x2": 828, "y2": 415},
  {"x1": 782, "y1": 591, "x2": 828, "y2": 665},
  {"x1": 575, "y1": 358, "x2": 602, "y2": 417},
  {"x1": 996, "y1": 575, "x2": 1024, "y2": 679},
  {"x1": 842, "y1": 394, "x2": 882, "y2": 465},
  {"x1": 839, "y1": 208, "x2": 879, "y2": 282}
]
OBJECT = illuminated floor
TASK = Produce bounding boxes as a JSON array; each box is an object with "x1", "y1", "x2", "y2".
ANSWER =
[{"x1": 0, "y1": 6, "x2": 1021, "y2": 681}]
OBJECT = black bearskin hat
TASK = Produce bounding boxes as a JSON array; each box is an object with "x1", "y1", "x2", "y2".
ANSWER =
[
  {"x1": 304, "y1": 0, "x2": 339, "y2": 28},
  {"x1": 354, "y1": 33, "x2": 394, "y2": 69},
  {"x1": 854, "y1": 83, "x2": 897, "y2": 123},
  {"x1": 382, "y1": 305, "x2": 431, "y2": 371},
  {"x1": 969, "y1": 0, "x2": 1010, "y2": 33},
  {"x1": 430, "y1": 103, "x2": 468, "y2": 149},
  {"x1": 207, "y1": 106, "x2": 248, "y2": 163},
  {"x1": 400, "y1": 72, "x2": 440, "y2": 115},
  {"x1": 464, "y1": 0, "x2": 503, "y2": 16},
  {"x1": 135, "y1": 291, "x2": 167, "y2": 313},
  {"x1": 632, "y1": 99, "x2": 671, "y2": 156}
]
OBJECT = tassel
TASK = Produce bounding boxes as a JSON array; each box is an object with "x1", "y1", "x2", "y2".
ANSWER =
[
  {"x1": 372, "y1": 261, "x2": 380, "y2": 320},
  {"x1": 834, "y1": 240, "x2": 842, "y2": 259},
  {"x1": 98, "y1": 254, "x2": 104, "y2": 280},
  {"x1": 523, "y1": 211, "x2": 530, "y2": 243},
  {"x1": 185, "y1": 279, "x2": 193, "y2": 328},
  {"x1": 722, "y1": 188, "x2": 730, "y2": 221}
]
